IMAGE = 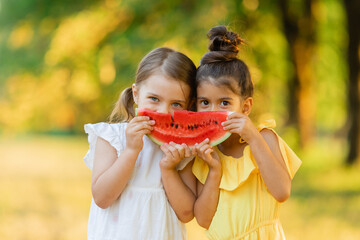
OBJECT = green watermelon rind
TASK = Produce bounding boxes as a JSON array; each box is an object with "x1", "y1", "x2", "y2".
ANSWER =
[
  {"x1": 135, "y1": 108, "x2": 232, "y2": 147},
  {"x1": 209, "y1": 131, "x2": 232, "y2": 146},
  {"x1": 147, "y1": 134, "x2": 166, "y2": 146}
]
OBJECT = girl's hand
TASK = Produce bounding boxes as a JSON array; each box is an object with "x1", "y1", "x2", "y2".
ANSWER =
[
  {"x1": 160, "y1": 142, "x2": 192, "y2": 170},
  {"x1": 125, "y1": 116, "x2": 155, "y2": 152},
  {"x1": 193, "y1": 138, "x2": 221, "y2": 171},
  {"x1": 222, "y1": 112, "x2": 259, "y2": 144}
]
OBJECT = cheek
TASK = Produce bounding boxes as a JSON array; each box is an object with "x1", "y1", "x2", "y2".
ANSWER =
[{"x1": 136, "y1": 95, "x2": 153, "y2": 109}]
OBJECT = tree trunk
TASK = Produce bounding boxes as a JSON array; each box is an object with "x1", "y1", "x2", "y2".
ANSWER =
[
  {"x1": 344, "y1": 0, "x2": 360, "y2": 165},
  {"x1": 278, "y1": 0, "x2": 316, "y2": 147},
  {"x1": 278, "y1": 0, "x2": 300, "y2": 129}
]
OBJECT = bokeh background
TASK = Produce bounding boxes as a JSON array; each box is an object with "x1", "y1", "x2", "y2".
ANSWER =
[{"x1": 1, "y1": 0, "x2": 359, "y2": 239}]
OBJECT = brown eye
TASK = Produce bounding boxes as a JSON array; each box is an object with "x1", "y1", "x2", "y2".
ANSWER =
[
  {"x1": 221, "y1": 101, "x2": 230, "y2": 106},
  {"x1": 201, "y1": 100, "x2": 209, "y2": 105}
]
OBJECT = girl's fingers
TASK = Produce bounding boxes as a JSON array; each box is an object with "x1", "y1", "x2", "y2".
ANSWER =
[
  {"x1": 192, "y1": 144, "x2": 197, "y2": 155},
  {"x1": 194, "y1": 143, "x2": 210, "y2": 157},
  {"x1": 131, "y1": 116, "x2": 154, "y2": 123},
  {"x1": 171, "y1": 142, "x2": 185, "y2": 159},
  {"x1": 130, "y1": 116, "x2": 149, "y2": 123},
  {"x1": 161, "y1": 144, "x2": 175, "y2": 159},
  {"x1": 223, "y1": 122, "x2": 242, "y2": 131},
  {"x1": 201, "y1": 148, "x2": 216, "y2": 165},
  {"x1": 167, "y1": 144, "x2": 180, "y2": 160},
  {"x1": 160, "y1": 144, "x2": 170, "y2": 155},
  {"x1": 205, "y1": 148, "x2": 213, "y2": 154},
  {"x1": 226, "y1": 112, "x2": 246, "y2": 120},
  {"x1": 131, "y1": 122, "x2": 154, "y2": 133},
  {"x1": 194, "y1": 138, "x2": 210, "y2": 151},
  {"x1": 129, "y1": 118, "x2": 155, "y2": 130},
  {"x1": 199, "y1": 144, "x2": 212, "y2": 153},
  {"x1": 137, "y1": 129, "x2": 152, "y2": 137},
  {"x1": 182, "y1": 144, "x2": 192, "y2": 158},
  {"x1": 204, "y1": 148, "x2": 214, "y2": 159},
  {"x1": 222, "y1": 118, "x2": 243, "y2": 127}
]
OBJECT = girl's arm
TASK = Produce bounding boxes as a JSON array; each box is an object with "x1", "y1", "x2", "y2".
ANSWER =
[
  {"x1": 193, "y1": 139, "x2": 222, "y2": 229},
  {"x1": 224, "y1": 113, "x2": 291, "y2": 202},
  {"x1": 91, "y1": 116, "x2": 154, "y2": 209},
  {"x1": 160, "y1": 143, "x2": 196, "y2": 223},
  {"x1": 248, "y1": 129, "x2": 291, "y2": 202}
]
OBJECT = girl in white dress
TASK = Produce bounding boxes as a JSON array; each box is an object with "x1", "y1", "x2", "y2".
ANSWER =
[{"x1": 84, "y1": 47, "x2": 197, "y2": 240}]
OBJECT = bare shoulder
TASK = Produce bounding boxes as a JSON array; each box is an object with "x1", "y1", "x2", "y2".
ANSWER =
[
  {"x1": 95, "y1": 137, "x2": 117, "y2": 154},
  {"x1": 259, "y1": 128, "x2": 278, "y2": 143},
  {"x1": 93, "y1": 137, "x2": 118, "y2": 173}
]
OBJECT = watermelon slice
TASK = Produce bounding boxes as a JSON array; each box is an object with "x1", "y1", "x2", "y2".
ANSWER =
[{"x1": 136, "y1": 108, "x2": 231, "y2": 147}]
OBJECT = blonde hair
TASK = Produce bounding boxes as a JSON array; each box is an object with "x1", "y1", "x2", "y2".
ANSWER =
[{"x1": 109, "y1": 47, "x2": 196, "y2": 122}]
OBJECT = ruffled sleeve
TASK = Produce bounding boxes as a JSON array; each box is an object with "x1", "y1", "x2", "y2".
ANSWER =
[
  {"x1": 257, "y1": 119, "x2": 302, "y2": 179},
  {"x1": 276, "y1": 136, "x2": 302, "y2": 179},
  {"x1": 192, "y1": 147, "x2": 259, "y2": 191},
  {"x1": 192, "y1": 156, "x2": 209, "y2": 185},
  {"x1": 83, "y1": 122, "x2": 127, "y2": 170},
  {"x1": 269, "y1": 132, "x2": 302, "y2": 179}
]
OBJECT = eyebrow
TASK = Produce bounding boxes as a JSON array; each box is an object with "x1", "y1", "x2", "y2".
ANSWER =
[
  {"x1": 148, "y1": 92, "x2": 187, "y2": 103},
  {"x1": 197, "y1": 96, "x2": 233, "y2": 100}
]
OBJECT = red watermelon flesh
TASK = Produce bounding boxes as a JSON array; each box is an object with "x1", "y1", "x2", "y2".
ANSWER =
[{"x1": 136, "y1": 108, "x2": 231, "y2": 147}]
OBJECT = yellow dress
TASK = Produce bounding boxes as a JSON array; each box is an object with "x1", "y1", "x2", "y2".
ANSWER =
[{"x1": 192, "y1": 120, "x2": 302, "y2": 240}]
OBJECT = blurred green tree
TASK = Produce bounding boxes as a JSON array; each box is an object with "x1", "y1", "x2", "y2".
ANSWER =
[
  {"x1": 0, "y1": 0, "x2": 354, "y2": 164},
  {"x1": 278, "y1": 0, "x2": 317, "y2": 147}
]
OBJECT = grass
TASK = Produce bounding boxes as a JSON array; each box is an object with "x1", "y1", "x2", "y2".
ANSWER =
[{"x1": 0, "y1": 135, "x2": 359, "y2": 239}]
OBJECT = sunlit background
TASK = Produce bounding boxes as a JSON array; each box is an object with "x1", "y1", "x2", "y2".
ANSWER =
[{"x1": 1, "y1": 0, "x2": 359, "y2": 239}]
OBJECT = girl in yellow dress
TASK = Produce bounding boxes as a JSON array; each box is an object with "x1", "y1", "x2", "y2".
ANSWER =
[{"x1": 192, "y1": 26, "x2": 302, "y2": 240}]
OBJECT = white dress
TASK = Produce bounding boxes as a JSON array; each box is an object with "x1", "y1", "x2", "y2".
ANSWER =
[{"x1": 84, "y1": 122, "x2": 191, "y2": 240}]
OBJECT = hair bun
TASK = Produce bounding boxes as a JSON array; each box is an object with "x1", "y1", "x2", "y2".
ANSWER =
[
  {"x1": 200, "y1": 51, "x2": 238, "y2": 65},
  {"x1": 207, "y1": 26, "x2": 244, "y2": 55}
]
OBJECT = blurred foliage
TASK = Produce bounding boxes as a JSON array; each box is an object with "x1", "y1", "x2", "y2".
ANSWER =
[
  {"x1": 0, "y1": 0, "x2": 347, "y2": 144},
  {"x1": 0, "y1": 1, "x2": 358, "y2": 238}
]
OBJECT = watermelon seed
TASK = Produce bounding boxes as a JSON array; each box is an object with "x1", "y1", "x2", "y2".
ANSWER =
[
  {"x1": 175, "y1": 124, "x2": 179, "y2": 129},
  {"x1": 170, "y1": 123, "x2": 174, "y2": 127},
  {"x1": 194, "y1": 125, "x2": 198, "y2": 129},
  {"x1": 215, "y1": 121, "x2": 218, "y2": 124},
  {"x1": 191, "y1": 126, "x2": 194, "y2": 130}
]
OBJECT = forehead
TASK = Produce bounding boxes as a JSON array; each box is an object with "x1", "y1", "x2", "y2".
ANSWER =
[
  {"x1": 197, "y1": 79, "x2": 238, "y2": 96},
  {"x1": 197, "y1": 83, "x2": 238, "y2": 101},
  {"x1": 141, "y1": 73, "x2": 190, "y2": 98},
  {"x1": 198, "y1": 76, "x2": 239, "y2": 92}
]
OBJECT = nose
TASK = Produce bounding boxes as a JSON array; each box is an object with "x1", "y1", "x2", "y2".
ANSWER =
[
  {"x1": 157, "y1": 104, "x2": 169, "y2": 114},
  {"x1": 210, "y1": 104, "x2": 219, "y2": 111}
]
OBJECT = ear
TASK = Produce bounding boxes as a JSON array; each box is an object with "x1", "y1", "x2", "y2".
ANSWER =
[
  {"x1": 132, "y1": 84, "x2": 138, "y2": 105},
  {"x1": 242, "y1": 97, "x2": 253, "y2": 115}
]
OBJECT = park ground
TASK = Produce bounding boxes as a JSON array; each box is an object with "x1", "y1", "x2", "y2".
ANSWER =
[{"x1": 0, "y1": 136, "x2": 359, "y2": 239}]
